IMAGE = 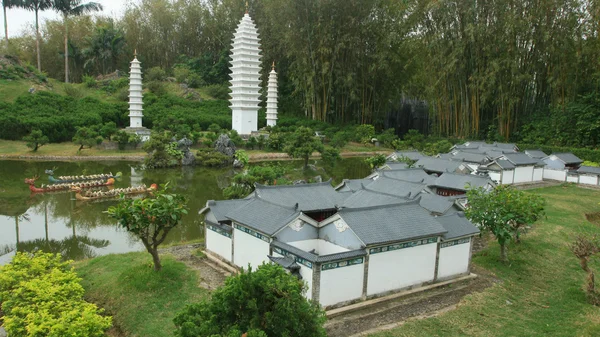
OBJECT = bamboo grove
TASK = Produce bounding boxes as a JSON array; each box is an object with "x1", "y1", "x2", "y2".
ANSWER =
[{"x1": 4, "y1": 0, "x2": 600, "y2": 141}]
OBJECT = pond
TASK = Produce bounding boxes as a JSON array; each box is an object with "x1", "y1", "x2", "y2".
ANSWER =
[{"x1": 0, "y1": 158, "x2": 371, "y2": 263}]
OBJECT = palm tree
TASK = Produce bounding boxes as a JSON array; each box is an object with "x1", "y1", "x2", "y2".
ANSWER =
[
  {"x1": 83, "y1": 22, "x2": 125, "y2": 75},
  {"x1": 23, "y1": 0, "x2": 53, "y2": 71},
  {"x1": 2, "y1": 0, "x2": 20, "y2": 48},
  {"x1": 53, "y1": 0, "x2": 102, "y2": 83}
]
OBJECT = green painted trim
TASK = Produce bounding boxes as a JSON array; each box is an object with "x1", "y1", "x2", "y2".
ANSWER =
[
  {"x1": 273, "y1": 247, "x2": 313, "y2": 269},
  {"x1": 369, "y1": 237, "x2": 437, "y2": 254},
  {"x1": 321, "y1": 257, "x2": 364, "y2": 271},
  {"x1": 207, "y1": 224, "x2": 232, "y2": 238},
  {"x1": 233, "y1": 223, "x2": 270, "y2": 242},
  {"x1": 441, "y1": 237, "x2": 471, "y2": 248}
]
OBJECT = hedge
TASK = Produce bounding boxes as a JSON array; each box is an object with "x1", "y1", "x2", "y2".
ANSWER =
[{"x1": 0, "y1": 252, "x2": 112, "y2": 337}]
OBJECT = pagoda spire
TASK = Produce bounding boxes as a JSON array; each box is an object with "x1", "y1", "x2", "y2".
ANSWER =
[
  {"x1": 229, "y1": 10, "x2": 261, "y2": 134},
  {"x1": 266, "y1": 62, "x2": 278, "y2": 127}
]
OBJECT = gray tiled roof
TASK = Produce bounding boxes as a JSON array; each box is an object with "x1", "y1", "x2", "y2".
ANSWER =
[
  {"x1": 205, "y1": 199, "x2": 251, "y2": 222},
  {"x1": 461, "y1": 141, "x2": 488, "y2": 148},
  {"x1": 342, "y1": 189, "x2": 408, "y2": 208},
  {"x1": 552, "y1": 152, "x2": 583, "y2": 165},
  {"x1": 338, "y1": 201, "x2": 447, "y2": 245},
  {"x1": 577, "y1": 166, "x2": 600, "y2": 175},
  {"x1": 392, "y1": 151, "x2": 427, "y2": 161},
  {"x1": 225, "y1": 197, "x2": 300, "y2": 235},
  {"x1": 335, "y1": 178, "x2": 374, "y2": 192},
  {"x1": 502, "y1": 153, "x2": 539, "y2": 166},
  {"x1": 268, "y1": 256, "x2": 300, "y2": 270},
  {"x1": 414, "y1": 157, "x2": 464, "y2": 173},
  {"x1": 524, "y1": 149, "x2": 548, "y2": 159},
  {"x1": 381, "y1": 168, "x2": 437, "y2": 184},
  {"x1": 493, "y1": 159, "x2": 515, "y2": 170},
  {"x1": 383, "y1": 162, "x2": 409, "y2": 170},
  {"x1": 365, "y1": 176, "x2": 426, "y2": 198},
  {"x1": 418, "y1": 193, "x2": 458, "y2": 215},
  {"x1": 271, "y1": 240, "x2": 367, "y2": 263},
  {"x1": 493, "y1": 142, "x2": 518, "y2": 150},
  {"x1": 436, "y1": 212, "x2": 480, "y2": 240},
  {"x1": 433, "y1": 172, "x2": 494, "y2": 192},
  {"x1": 255, "y1": 181, "x2": 344, "y2": 211},
  {"x1": 437, "y1": 153, "x2": 453, "y2": 159},
  {"x1": 451, "y1": 151, "x2": 491, "y2": 164}
]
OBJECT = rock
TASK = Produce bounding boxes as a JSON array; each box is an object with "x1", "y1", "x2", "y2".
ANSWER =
[
  {"x1": 215, "y1": 134, "x2": 236, "y2": 157},
  {"x1": 233, "y1": 159, "x2": 244, "y2": 168},
  {"x1": 177, "y1": 137, "x2": 196, "y2": 166},
  {"x1": 0, "y1": 326, "x2": 7, "y2": 337},
  {"x1": 179, "y1": 83, "x2": 189, "y2": 90},
  {"x1": 313, "y1": 175, "x2": 322, "y2": 183},
  {"x1": 293, "y1": 180, "x2": 307, "y2": 185},
  {"x1": 28, "y1": 87, "x2": 35, "y2": 94},
  {"x1": 307, "y1": 164, "x2": 317, "y2": 171}
]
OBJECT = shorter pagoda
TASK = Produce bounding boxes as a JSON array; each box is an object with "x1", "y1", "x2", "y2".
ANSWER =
[{"x1": 266, "y1": 62, "x2": 278, "y2": 127}]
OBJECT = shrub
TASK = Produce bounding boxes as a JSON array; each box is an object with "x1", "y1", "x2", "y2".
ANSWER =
[
  {"x1": 146, "y1": 67, "x2": 167, "y2": 81},
  {"x1": 63, "y1": 83, "x2": 84, "y2": 99},
  {"x1": 208, "y1": 123, "x2": 223, "y2": 134},
  {"x1": 205, "y1": 84, "x2": 229, "y2": 100},
  {"x1": 355, "y1": 124, "x2": 376, "y2": 144},
  {"x1": 196, "y1": 148, "x2": 231, "y2": 167},
  {"x1": 146, "y1": 81, "x2": 167, "y2": 96},
  {"x1": 365, "y1": 154, "x2": 387, "y2": 169},
  {"x1": 23, "y1": 129, "x2": 49, "y2": 152},
  {"x1": 228, "y1": 129, "x2": 244, "y2": 147},
  {"x1": 73, "y1": 126, "x2": 103, "y2": 151},
  {"x1": 174, "y1": 66, "x2": 191, "y2": 83},
  {"x1": 234, "y1": 149, "x2": 250, "y2": 166},
  {"x1": 187, "y1": 73, "x2": 204, "y2": 88},
  {"x1": 246, "y1": 136, "x2": 258, "y2": 149},
  {"x1": 0, "y1": 252, "x2": 112, "y2": 337},
  {"x1": 83, "y1": 75, "x2": 98, "y2": 88},
  {"x1": 377, "y1": 128, "x2": 399, "y2": 148},
  {"x1": 330, "y1": 131, "x2": 350, "y2": 148},
  {"x1": 115, "y1": 130, "x2": 130, "y2": 150},
  {"x1": 321, "y1": 146, "x2": 341, "y2": 166}
]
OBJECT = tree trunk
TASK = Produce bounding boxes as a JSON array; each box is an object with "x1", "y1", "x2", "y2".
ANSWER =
[
  {"x1": 3, "y1": 5, "x2": 8, "y2": 48},
  {"x1": 78, "y1": 144, "x2": 83, "y2": 151},
  {"x1": 304, "y1": 155, "x2": 309, "y2": 169},
  {"x1": 35, "y1": 9, "x2": 41, "y2": 71},
  {"x1": 149, "y1": 248, "x2": 162, "y2": 271},
  {"x1": 64, "y1": 13, "x2": 69, "y2": 83},
  {"x1": 500, "y1": 243, "x2": 508, "y2": 262}
]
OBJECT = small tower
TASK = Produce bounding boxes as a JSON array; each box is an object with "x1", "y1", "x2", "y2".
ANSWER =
[
  {"x1": 229, "y1": 4, "x2": 261, "y2": 135},
  {"x1": 266, "y1": 62, "x2": 278, "y2": 127},
  {"x1": 128, "y1": 51, "x2": 143, "y2": 128},
  {"x1": 125, "y1": 51, "x2": 151, "y2": 141}
]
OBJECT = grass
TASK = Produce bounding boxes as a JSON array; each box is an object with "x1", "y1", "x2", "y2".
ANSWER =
[
  {"x1": 0, "y1": 140, "x2": 146, "y2": 158},
  {"x1": 370, "y1": 184, "x2": 600, "y2": 337},
  {"x1": 75, "y1": 252, "x2": 208, "y2": 337}
]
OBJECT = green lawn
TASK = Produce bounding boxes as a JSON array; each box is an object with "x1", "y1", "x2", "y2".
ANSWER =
[
  {"x1": 75, "y1": 253, "x2": 208, "y2": 337},
  {"x1": 0, "y1": 140, "x2": 146, "y2": 158},
  {"x1": 370, "y1": 184, "x2": 600, "y2": 337}
]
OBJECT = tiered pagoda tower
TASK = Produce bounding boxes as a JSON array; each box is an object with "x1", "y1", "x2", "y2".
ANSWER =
[
  {"x1": 128, "y1": 51, "x2": 143, "y2": 128},
  {"x1": 266, "y1": 62, "x2": 278, "y2": 127},
  {"x1": 229, "y1": 9, "x2": 261, "y2": 135}
]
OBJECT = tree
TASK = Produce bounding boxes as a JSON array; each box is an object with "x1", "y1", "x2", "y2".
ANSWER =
[
  {"x1": 365, "y1": 154, "x2": 386, "y2": 169},
  {"x1": 284, "y1": 126, "x2": 324, "y2": 169},
  {"x1": 82, "y1": 21, "x2": 125, "y2": 75},
  {"x1": 173, "y1": 263, "x2": 327, "y2": 337},
  {"x1": 99, "y1": 121, "x2": 117, "y2": 141},
  {"x1": 72, "y1": 126, "x2": 102, "y2": 151},
  {"x1": 53, "y1": 0, "x2": 102, "y2": 83},
  {"x1": 22, "y1": 0, "x2": 53, "y2": 71},
  {"x1": 23, "y1": 129, "x2": 49, "y2": 151},
  {"x1": 105, "y1": 185, "x2": 188, "y2": 271},
  {"x1": 2, "y1": 0, "x2": 19, "y2": 48},
  {"x1": 465, "y1": 185, "x2": 546, "y2": 262}
]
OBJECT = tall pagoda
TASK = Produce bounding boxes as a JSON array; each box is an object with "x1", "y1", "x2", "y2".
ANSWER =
[
  {"x1": 125, "y1": 51, "x2": 150, "y2": 141},
  {"x1": 266, "y1": 62, "x2": 278, "y2": 127},
  {"x1": 229, "y1": 7, "x2": 261, "y2": 135}
]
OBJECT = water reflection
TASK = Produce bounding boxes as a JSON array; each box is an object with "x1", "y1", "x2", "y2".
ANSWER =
[{"x1": 0, "y1": 158, "x2": 371, "y2": 262}]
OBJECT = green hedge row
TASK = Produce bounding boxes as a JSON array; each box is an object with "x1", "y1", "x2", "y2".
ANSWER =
[
  {"x1": 0, "y1": 252, "x2": 112, "y2": 337},
  {"x1": 518, "y1": 143, "x2": 600, "y2": 163}
]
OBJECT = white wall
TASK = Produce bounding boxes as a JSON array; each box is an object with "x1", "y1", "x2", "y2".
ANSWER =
[
  {"x1": 367, "y1": 243, "x2": 437, "y2": 296},
  {"x1": 501, "y1": 170, "x2": 514, "y2": 184},
  {"x1": 206, "y1": 229, "x2": 232, "y2": 262},
  {"x1": 543, "y1": 169, "x2": 567, "y2": 181},
  {"x1": 567, "y1": 174, "x2": 579, "y2": 183},
  {"x1": 319, "y1": 263, "x2": 364, "y2": 307},
  {"x1": 287, "y1": 239, "x2": 350, "y2": 255},
  {"x1": 438, "y1": 241, "x2": 471, "y2": 279},
  {"x1": 233, "y1": 227, "x2": 270, "y2": 270},
  {"x1": 513, "y1": 166, "x2": 534, "y2": 184},
  {"x1": 580, "y1": 174, "x2": 599, "y2": 186},
  {"x1": 273, "y1": 252, "x2": 313, "y2": 300},
  {"x1": 488, "y1": 172, "x2": 501, "y2": 184},
  {"x1": 533, "y1": 168, "x2": 543, "y2": 182}
]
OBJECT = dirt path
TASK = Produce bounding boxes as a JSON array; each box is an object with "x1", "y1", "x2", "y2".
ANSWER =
[
  {"x1": 160, "y1": 244, "x2": 228, "y2": 290},
  {"x1": 325, "y1": 265, "x2": 497, "y2": 337}
]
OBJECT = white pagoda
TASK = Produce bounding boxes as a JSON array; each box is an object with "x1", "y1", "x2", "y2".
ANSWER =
[
  {"x1": 266, "y1": 62, "x2": 278, "y2": 127},
  {"x1": 229, "y1": 9, "x2": 261, "y2": 135},
  {"x1": 125, "y1": 51, "x2": 150, "y2": 140}
]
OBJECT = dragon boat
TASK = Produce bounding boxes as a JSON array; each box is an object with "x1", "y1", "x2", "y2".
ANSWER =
[
  {"x1": 47, "y1": 172, "x2": 122, "y2": 184},
  {"x1": 25, "y1": 177, "x2": 115, "y2": 193},
  {"x1": 72, "y1": 184, "x2": 157, "y2": 201}
]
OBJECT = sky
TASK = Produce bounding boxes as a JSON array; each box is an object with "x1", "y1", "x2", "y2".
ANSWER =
[{"x1": 1, "y1": 0, "x2": 131, "y2": 37}]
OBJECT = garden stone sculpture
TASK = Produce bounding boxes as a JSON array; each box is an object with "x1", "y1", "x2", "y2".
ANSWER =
[
  {"x1": 215, "y1": 134, "x2": 237, "y2": 157},
  {"x1": 177, "y1": 137, "x2": 196, "y2": 166}
]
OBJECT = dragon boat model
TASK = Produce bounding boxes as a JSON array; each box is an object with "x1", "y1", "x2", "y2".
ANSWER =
[
  {"x1": 46, "y1": 171, "x2": 122, "y2": 184},
  {"x1": 72, "y1": 184, "x2": 158, "y2": 201},
  {"x1": 25, "y1": 177, "x2": 116, "y2": 193}
]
